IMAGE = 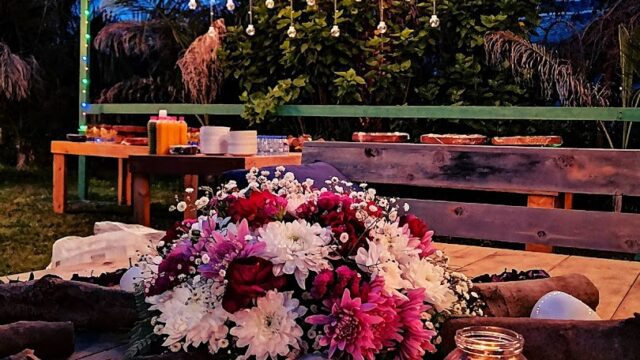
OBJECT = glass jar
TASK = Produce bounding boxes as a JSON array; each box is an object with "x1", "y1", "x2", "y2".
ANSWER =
[{"x1": 444, "y1": 326, "x2": 526, "y2": 360}]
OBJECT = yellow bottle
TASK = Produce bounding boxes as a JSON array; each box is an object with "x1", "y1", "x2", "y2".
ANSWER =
[{"x1": 178, "y1": 117, "x2": 188, "y2": 145}]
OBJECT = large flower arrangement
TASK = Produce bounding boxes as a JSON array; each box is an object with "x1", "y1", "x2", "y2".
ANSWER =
[{"x1": 134, "y1": 167, "x2": 483, "y2": 359}]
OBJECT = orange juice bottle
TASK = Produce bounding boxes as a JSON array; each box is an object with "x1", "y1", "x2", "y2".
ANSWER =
[
  {"x1": 157, "y1": 118, "x2": 169, "y2": 155},
  {"x1": 178, "y1": 117, "x2": 188, "y2": 145}
]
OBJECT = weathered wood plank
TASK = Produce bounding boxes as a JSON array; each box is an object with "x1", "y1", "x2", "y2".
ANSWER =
[
  {"x1": 71, "y1": 332, "x2": 129, "y2": 360},
  {"x1": 611, "y1": 273, "x2": 640, "y2": 320},
  {"x1": 549, "y1": 256, "x2": 640, "y2": 319},
  {"x1": 303, "y1": 142, "x2": 640, "y2": 196},
  {"x1": 405, "y1": 199, "x2": 640, "y2": 253}
]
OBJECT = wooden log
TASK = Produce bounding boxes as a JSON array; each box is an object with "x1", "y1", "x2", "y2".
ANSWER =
[
  {"x1": 0, "y1": 321, "x2": 74, "y2": 359},
  {"x1": 474, "y1": 274, "x2": 599, "y2": 318},
  {"x1": 0, "y1": 276, "x2": 136, "y2": 330},
  {"x1": 440, "y1": 315, "x2": 640, "y2": 360},
  {"x1": 4, "y1": 349, "x2": 40, "y2": 360}
]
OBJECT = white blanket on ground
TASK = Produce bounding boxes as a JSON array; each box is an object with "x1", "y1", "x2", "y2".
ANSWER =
[{"x1": 47, "y1": 222, "x2": 165, "y2": 269}]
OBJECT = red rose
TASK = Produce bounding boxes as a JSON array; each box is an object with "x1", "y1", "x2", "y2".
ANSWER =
[
  {"x1": 400, "y1": 214, "x2": 429, "y2": 238},
  {"x1": 222, "y1": 257, "x2": 287, "y2": 313}
]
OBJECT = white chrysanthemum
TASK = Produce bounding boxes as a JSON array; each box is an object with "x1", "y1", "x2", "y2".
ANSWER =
[
  {"x1": 369, "y1": 221, "x2": 420, "y2": 265},
  {"x1": 354, "y1": 240, "x2": 384, "y2": 274},
  {"x1": 230, "y1": 291, "x2": 306, "y2": 360},
  {"x1": 379, "y1": 259, "x2": 410, "y2": 294},
  {"x1": 402, "y1": 258, "x2": 457, "y2": 312},
  {"x1": 259, "y1": 220, "x2": 332, "y2": 289},
  {"x1": 184, "y1": 306, "x2": 230, "y2": 354},
  {"x1": 147, "y1": 287, "x2": 209, "y2": 347}
]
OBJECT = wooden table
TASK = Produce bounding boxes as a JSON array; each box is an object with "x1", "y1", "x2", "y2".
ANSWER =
[
  {"x1": 128, "y1": 153, "x2": 303, "y2": 226},
  {"x1": 51, "y1": 141, "x2": 149, "y2": 213}
]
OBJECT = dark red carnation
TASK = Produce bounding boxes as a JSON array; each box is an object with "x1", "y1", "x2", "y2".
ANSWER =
[
  {"x1": 227, "y1": 190, "x2": 287, "y2": 228},
  {"x1": 222, "y1": 257, "x2": 287, "y2": 313},
  {"x1": 317, "y1": 191, "x2": 342, "y2": 210},
  {"x1": 400, "y1": 214, "x2": 429, "y2": 238},
  {"x1": 311, "y1": 266, "x2": 367, "y2": 303}
]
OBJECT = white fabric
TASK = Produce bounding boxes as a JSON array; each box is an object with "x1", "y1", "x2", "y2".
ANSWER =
[{"x1": 47, "y1": 222, "x2": 164, "y2": 269}]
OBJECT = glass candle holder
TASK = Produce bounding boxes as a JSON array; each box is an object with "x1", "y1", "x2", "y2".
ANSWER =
[{"x1": 444, "y1": 326, "x2": 526, "y2": 360}]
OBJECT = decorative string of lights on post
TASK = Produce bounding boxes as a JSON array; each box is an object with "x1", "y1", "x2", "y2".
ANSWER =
[{"x1": 189, "y1": 0, "x2": 440, "y2": 38}]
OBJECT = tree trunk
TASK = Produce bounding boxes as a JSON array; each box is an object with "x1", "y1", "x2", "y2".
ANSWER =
[
  {"x1": 0, "y1": 275, "x2": 137, "y2": 331},
  {"x1": 473, "y1": 273, "x2": 599, "y2": 317},
  {"x1": 0, "y1": 321, "x2": 74, "y2": 359}
]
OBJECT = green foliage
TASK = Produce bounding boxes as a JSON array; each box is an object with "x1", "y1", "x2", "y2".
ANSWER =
[{"x1": 221, "y1": 0, "x2": 542, "y2": 124}]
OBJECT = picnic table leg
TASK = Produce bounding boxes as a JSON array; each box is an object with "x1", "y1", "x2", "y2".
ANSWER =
[
  {"x1": 52, "y1": 154, "x2": 67, "y2": 214},
  {"x1": 183, "y1": 175, "x2": 199, "y2": 221},
  {"x1": 117, "y1": 158, "x2": 133, "y2": 206},
  {"x1": 133, "y1": 173, "x2": 151, "y2": 227}
]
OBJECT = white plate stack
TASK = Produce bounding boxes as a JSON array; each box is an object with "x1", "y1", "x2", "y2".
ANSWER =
[
  {"x1": 228, "y1": 130, "x2": 258, "y2": 156},
  {"x1": 199, "y1": 126, "x2": 230, "y2": 155}
]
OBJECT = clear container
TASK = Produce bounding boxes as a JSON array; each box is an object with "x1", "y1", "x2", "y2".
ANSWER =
[{"x1": 444, "y1": 326, "x2": 526, "y2": 360}]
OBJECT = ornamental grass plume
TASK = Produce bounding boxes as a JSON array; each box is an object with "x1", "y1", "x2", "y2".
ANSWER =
[
  {"x1": 0, "y1": 42, "x2": 39, "y2": 101},
  {"x1": 177, "y1": 18, "x2": 226, "y2": 104}
]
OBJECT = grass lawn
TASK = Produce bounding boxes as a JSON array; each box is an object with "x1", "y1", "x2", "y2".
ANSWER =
[{"x1": 0, "y1": 165, "x2": 181, "y2": 277}]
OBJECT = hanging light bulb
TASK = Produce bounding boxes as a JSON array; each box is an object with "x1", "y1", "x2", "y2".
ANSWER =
[
  {"x1": 330, "y1": 25, "x2": 340, "y2": 37},
  {"x1": 377, "y1": 0, "x2": 386, "y2": 34},
  {"x1": 246, "y1": 0, "x2": 256, "y2": 36},
  {"x1": 246, "y1": 24, "x2": 256, "y2": 36},
  {"x1": 226, "y1": 0, "x2": 235, "y2": 11},
  {"x1": 430, "y1": 14, "x2": 440, "y2": 28},
  {"x1": 306, "y1": 0, "x2": 316, "y2": 6},
  {"x1": 330, "y1": 0, "x2": 339, "y2": 37},
  {"x1": 265, "y1": 0, "x2": 275, "y2": 9},
  {"x1": 430, "y1": 0, "x2": 440, "y2": 28},
  {"x1": 287, "y1": 0, "x2": 296, "y2": 38},
  {"x1": 377, "y1": 21, "x2": 387, "y2": 34},
  {"x1": 188, "y1": 0, "x2": 198, "y2": 10},
  {"x1": 287, "y1": 25, "x2": 297, "y2": 38}
]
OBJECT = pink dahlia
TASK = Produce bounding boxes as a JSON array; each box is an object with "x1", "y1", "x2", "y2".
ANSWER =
[
  {"x1": 364, "y1": 278, "x2": 403, "y2": 354},
  {"x1": 306, "y1": 289, "x2": 382, "y2": 360},
  {"x1": 395, "y1": 288, "x2": 437, "y2": 360}
]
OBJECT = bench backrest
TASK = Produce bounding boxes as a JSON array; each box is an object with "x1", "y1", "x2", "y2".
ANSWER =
[{"x1": 302, "y1": 142, "x2": 640, "y2": 253}]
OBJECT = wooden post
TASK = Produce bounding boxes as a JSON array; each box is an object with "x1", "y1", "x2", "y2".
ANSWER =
[
  {"x1": 183, "y1": 175, "x2": 199, "y2": 221},
  {"x1": 117, "y1": 158, "x2": 132, "y2": 206},
  {"x1": 133, "y1": 173, "x2": 151, "y2": 227},
  {"x1": 525, "y1": 194, "x2": 561, "y2": 253},
  {"x1": 52, "y1": 154, "x2": 67, "y2": 214}
]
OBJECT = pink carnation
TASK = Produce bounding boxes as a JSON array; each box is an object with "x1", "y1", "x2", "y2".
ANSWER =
[{"x1": 395, "y1": 288, "x2": 437, "y2": 359}]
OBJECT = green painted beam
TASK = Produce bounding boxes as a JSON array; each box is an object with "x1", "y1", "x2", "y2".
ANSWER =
[
  {"x1": 86, "y1": 103, "x2": 640, "y2": 122},
  {"x1": 77, "y1": 0, "x2": 89, "y2": 201}
]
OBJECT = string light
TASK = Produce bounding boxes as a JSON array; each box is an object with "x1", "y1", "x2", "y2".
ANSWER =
[
  {"x1": 430, "y1": 0, "x2": 440, "y2": 28},
  {"x1": 330, "y1": 0, "x2": 340, "y2": 37},
  {"x1": 246, "y1": 0, "x2": 256, "y2": 36},
  {"x1": 188, "y1": 0, "x2": 198, "y2": 10},
  {"x1": 265, "y1": 0, "x2": 275, "y2": 9},
  {"x1": 287, "y1": 0, "x2": 297, "y2": 38},
  {"x1": 377, "y1": 0, "x2": 387, "y2": 34}
]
